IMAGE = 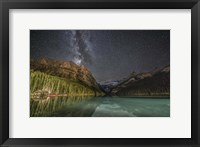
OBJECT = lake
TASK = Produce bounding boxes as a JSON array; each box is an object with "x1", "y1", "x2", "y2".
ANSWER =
[{"x1": 31, "y1": 96, "x2": 170, "y2": 117}]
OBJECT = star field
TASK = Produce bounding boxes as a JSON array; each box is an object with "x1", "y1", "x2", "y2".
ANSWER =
[{"x1": 30, "y1": 30, "x2": 170, "y2": 82}]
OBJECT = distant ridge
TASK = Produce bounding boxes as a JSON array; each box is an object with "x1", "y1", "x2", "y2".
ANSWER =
[{"x1": 111, "y1": 65, "x2": 170, "y2": 97}]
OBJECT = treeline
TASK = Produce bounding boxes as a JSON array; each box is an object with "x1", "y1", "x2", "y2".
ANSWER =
[
  {"x1": 116, "y1": 88, "x2": 169, "y2": 96},
  {"x1": 115, "y1": 72, "x2": 170, "y2": 97},
  {"x1": 30, "y1": 70, "x2": 101, "y2": 96}
]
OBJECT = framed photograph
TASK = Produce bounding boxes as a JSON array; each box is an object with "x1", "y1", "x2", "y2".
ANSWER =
[{"x1": 0, "y1": 0, "x2": 200, "y2": 146}]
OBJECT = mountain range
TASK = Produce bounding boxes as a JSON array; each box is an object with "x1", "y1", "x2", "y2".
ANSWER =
[
  {"x1": 30, "y1": 58, "x2": 104, "y2": 97},
  {"x1": 31, "y1": 58, "x2": 169, "y2": 98},
  {"x1": 110, "y1": 66, "x2": 170, "y2": 96}
]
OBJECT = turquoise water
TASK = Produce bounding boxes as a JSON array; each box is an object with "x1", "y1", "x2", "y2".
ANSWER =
[{"x1": 48, "y1": 96, "x2": 170, "y2": 117}]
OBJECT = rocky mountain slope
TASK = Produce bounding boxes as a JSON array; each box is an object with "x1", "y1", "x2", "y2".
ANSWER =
[
  {"x1": 30, "y1": 58, "x2": 104, "y2": 96},
  {"x1": 111, "y1": 66, "x2": 170, "y2": 96}
]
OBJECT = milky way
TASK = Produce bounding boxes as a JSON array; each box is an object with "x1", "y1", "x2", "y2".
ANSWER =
[
  {"x1": 30, "y1": 30, "x2": 170, "y2": 82},
  {"x1": 65, "y1": 30, "x2": 93, "y2": 65}
]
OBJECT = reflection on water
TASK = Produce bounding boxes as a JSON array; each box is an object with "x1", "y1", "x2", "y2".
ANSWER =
[
  {"x1": 30, "y1": 96, "x2": 170, "y2": 117},
  {"x1": 92, "y1": 97, "x2": 170, "y2": 117},
  {"x1": 30, "y1": 96, "x2": 100, "y2": 117}
]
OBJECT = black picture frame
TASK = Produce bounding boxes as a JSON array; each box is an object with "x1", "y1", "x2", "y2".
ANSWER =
[{"x1": 0, "y1": 0, "x2": 200, "y2": 146}]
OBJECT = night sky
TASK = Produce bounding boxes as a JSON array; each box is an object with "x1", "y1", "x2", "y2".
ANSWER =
[{"x1": 30, "y1": 30, "x2": 170, "y2": 83}]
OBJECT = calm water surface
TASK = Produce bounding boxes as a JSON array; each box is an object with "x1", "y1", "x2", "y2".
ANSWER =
[{"x1": 31, "y1": 96, "x2": 170, "y2": 117}]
